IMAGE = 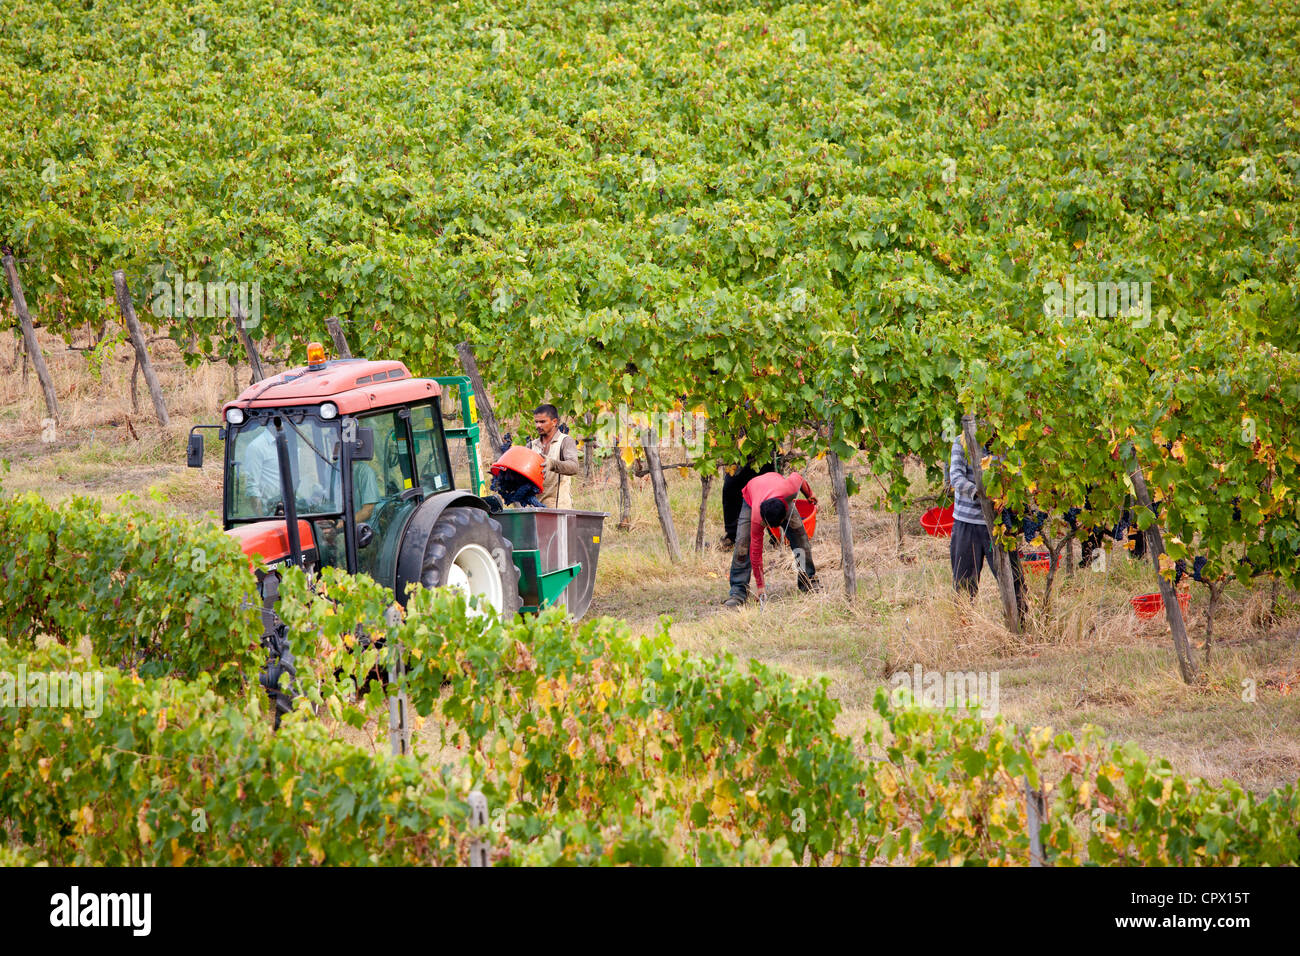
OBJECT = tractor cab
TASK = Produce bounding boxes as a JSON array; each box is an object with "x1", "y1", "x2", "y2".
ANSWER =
[{"x1": 203, "y1": 348, "x2": 453, "y2": 584}]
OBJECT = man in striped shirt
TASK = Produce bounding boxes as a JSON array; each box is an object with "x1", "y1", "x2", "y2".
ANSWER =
[{"x1": 948, "y1": 432, "x2": 1025, "y2": 607}]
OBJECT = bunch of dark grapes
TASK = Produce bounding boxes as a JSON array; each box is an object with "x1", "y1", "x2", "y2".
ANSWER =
[
  {"x1": 1173, "y1": 556, "x2": 1209, "y2": 585},
  {"x1": 1021, "y1": 510, "x2": 1049, "y2": 541}
]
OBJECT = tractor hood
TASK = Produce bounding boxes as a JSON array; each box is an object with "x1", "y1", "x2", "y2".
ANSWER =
[{"x1": 228, "y1": 520, "x2": 318, "y2": 567}]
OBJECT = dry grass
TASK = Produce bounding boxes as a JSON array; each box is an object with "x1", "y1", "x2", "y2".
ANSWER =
[
  {"x1": 4, "y1": 327, "x2": 1298, "y2": 792},
  {"x1": 1, "y1": 327, "x2": 279, "y2": 515},
  {"x1": 584, "y1": 449, "x2": 1300, "y2": 793}
]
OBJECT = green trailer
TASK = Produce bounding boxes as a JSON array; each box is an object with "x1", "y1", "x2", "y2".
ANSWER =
[{"x1": 491, "y1": 508, "x2": 606, "y2": 617}]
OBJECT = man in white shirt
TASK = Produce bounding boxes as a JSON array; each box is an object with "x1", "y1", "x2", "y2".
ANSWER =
[
  {"x1": 525, "y1": 404, "x2": 580, "y2": 509},
  {"x1": 242, "y1": 427, "x2": 283, "y2": 516}
]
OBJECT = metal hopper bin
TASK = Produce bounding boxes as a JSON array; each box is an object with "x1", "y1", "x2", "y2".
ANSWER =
[{"x1": 493, "y1": 508, "x2": 607, "y2": 618}]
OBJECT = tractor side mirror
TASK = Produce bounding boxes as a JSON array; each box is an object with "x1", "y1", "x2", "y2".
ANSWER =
[
  {"x1": 348, "y1": 424, "x2": 374, "y2": 461},
  {"x1": 354, "y1": 427, "x2": 374, "y2": 461},
  {"x1": 187, "y1": 433, "x2": 205, "y2": 468}
]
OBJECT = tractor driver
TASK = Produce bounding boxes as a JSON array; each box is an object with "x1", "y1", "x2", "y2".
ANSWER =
[
  {"x1": 316, "y1": 460, "x2": 381, "y2": 566},
  {"x1": 352, "y1": 459, "x2": 380, "y2": 523},
  {"x1": 241, "y1": 427, "x2": 278, "y2": 516}
]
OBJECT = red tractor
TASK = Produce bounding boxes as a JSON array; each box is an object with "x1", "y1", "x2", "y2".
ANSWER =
[{"x1": 187, "y1": 343, "x2": 604, "y2": 716}]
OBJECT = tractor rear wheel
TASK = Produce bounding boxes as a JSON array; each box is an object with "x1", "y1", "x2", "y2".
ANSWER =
[{"x1": 416, "y1": 507, "x2": 521, "y2": 617}]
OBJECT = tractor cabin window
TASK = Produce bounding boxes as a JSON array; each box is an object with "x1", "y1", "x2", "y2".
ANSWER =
[
  {"x1": 227, "y1": 416, "x2": 344, "y2": 522},
  {"x1": 354, "y1": 408, "x2": 419, "y2": 586},
  {"x1": 409, "y1": 402, "x2": 451, "y2": 494}
]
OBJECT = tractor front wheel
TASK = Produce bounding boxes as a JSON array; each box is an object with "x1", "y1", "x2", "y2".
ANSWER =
[{"x1": 417, "y1": 507, "x2": 521, "y2": 617}]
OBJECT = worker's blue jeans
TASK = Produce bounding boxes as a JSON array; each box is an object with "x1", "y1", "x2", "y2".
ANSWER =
[{"x1": 729, "y1": 503, "x2": 816, "y2": 600}]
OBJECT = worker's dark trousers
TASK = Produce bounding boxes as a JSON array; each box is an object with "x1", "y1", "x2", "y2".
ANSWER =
[
  {"x1": 950, "y1": 519, "x2": 1026, "y2": 611},
  {"x1": 721, "y1": 460, "x2": 775, "y2": 542},
  {"x1": 729, "y1": 504, "x2": 816, "y2": 600}
]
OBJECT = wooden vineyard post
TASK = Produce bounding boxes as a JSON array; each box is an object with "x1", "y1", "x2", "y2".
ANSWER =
[
  {"x1": 614, "y1": 448, "x2": 633, "y2": 531},
  {"x1": 232, "y1": 304, "x2": 265, "y2": 383},
  {"x1": 113, "y1": 270, "x2": 169, "y2": 426},
  {"x1": 695, "y1": 471, "x2": 712, "y2": 552},
  {"x1": 1127, "y1": 457, "x2": 1197, "y2": 683},
  {"x1": 385, "y1": 607, "x2": 411, "y2": 756},
  {"x1": 455, "y1": 341, "x2": 504, "y2": 456},
  {"x1": 324, "y1": 315, "x2": 353, "y2": 358},
  {"x1": 1025, "y1": 776, "x2": 1047, "y2": 866},
  {"x1": 640, "y1": 426, "x2": 682, "y2": 561},
  {"x1": 130, "y1": 355, "x2": 140, "y2": 413},
  {"x1": 468, "y1": 791, "x2": 490, "y2": 867},
  {"x1": 1202, "y1": 578, "x2": 1226, "y2": 665},
  {"x1": 892, "y1": 453, "x2": 907, "y2": 560},
  {"x1": 825, "y1": 446, "x2": 858, "y2": 601},
  {"x1": 582, "y1": 413, "x2": 594, "y2": 480},
  {"x1": 2, "y1": 253, "x2": 60, "y2": 422},
  {"x1": 961, "y1": 414, "x2": 1021, "y2": 635},
  {"x1": 387, "y1": 650, "x2": 412, "y2": 756}
]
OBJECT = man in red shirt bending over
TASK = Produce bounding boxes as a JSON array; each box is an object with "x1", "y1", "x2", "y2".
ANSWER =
[{"x1": 723, "y1": 470, "x2": 819, "y2": 608}]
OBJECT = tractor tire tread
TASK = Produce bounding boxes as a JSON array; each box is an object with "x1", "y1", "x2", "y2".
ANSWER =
[{"x1": 417, "y1": 506, "x2": 521, "y2": 617}]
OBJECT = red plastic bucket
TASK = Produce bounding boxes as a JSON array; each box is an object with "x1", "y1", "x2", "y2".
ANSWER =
[
  {"x1": 1131, "y1": 590, "x2": 1190, "y2": 620},
  {"x1": 1022, "y1": 550, "x2": 1051, "y2": 573},
  {"x1": 921, "y1": 505, "x2": 955, "y2": 537},
  {"x1": 490, "y1": 446, "x2": 546, "y2": 492},
  {"x1": 772, "y1": 499, "x2": 817, "y2": 543}
]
